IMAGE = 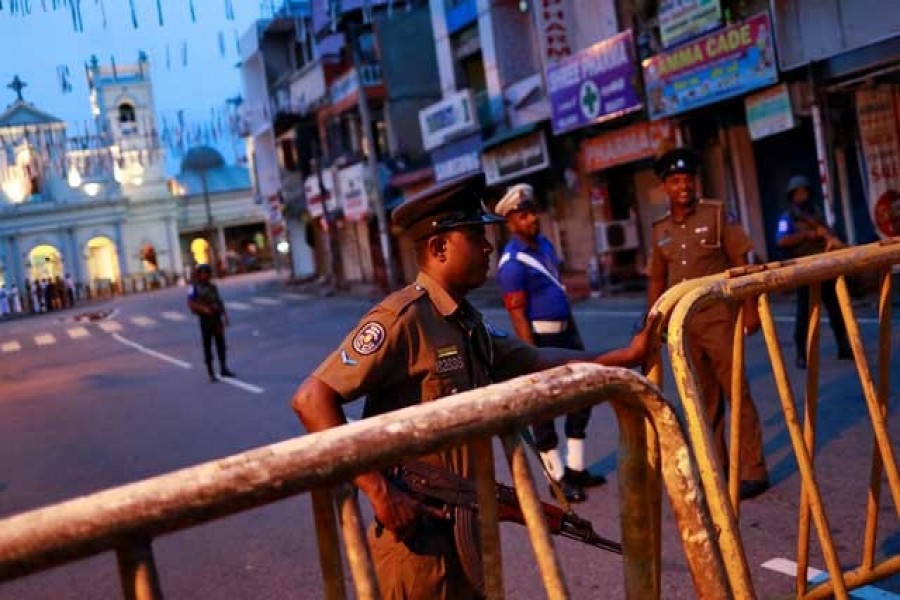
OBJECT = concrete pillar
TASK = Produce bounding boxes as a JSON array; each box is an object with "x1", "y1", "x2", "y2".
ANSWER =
[
  {"x1": 66, "y1": 227, "x2": 84, "y2": 283},
  {"x1": 217, "y1": 226, "x2": 227, "y2": 269},
  {"x1": 114, "y1": 221, "x2": 128, "y2": 280},
  {"x1": 9, "y1": 235, "x2": 24, "y2": 284},
  {"x1": 164, "y1": 216, "x2": 183, "y2": 276}
]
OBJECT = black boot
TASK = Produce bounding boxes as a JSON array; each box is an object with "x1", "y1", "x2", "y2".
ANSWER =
[
  {"x1": 220, "y1": 365, "x2": 236, "y2": 378},
  {"x1": 565, "y1": 467, "x2": 607, "y2": 488},
  {"x1": 207, "y1": 364, "x2": 219, "y2": 382}
]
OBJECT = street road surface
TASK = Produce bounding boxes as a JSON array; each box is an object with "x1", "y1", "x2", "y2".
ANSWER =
[{"x1": 0, "y1": 271, "x2": 898, "y2": 598}]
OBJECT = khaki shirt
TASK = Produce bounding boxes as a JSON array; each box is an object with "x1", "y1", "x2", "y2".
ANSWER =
[
  {"x1": 648, "y1": 199, "x2": 753, "y2": 322},
  {"x1": 648, "y1": 199, "x2": 753, "y2": 286},
  {"x1": 313, "y1": 271, "x2": 540, "y2": 474}
]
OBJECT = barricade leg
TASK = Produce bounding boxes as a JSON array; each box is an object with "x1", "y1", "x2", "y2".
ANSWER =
[
  {"x1": 501, "y1": 433, "x2": 569, "y2": 599},
  {"x1": 834, "y1": 276, "x2": 900, "y2": 516},
  {"x1": 472, "y1": 436, "x2": 505, "y2": 599},
  {"x1": 311, "y1": 488, "x2": 347, "y2": 600},
  {"x1": 862, "y1": 270, "x2": 893, "y2": 571},
  {"x1": 728, "y1": 306, "x2": 745, "y2": 516},
  {"x1": 612, "y1": 404, "x2": 661, "y2": 599},
  {"x1": 758, "y1": 294, "x2": 849, "y2": 599},
  {"x1": 116, "y1": 538, "x2": 164, "y2": 600},
  {"x1": 796, "y1": 284, "x2": 822, "y2": 598},
  {"x1": 334, "y1": 485, "x2": 380, "y2": 600}
]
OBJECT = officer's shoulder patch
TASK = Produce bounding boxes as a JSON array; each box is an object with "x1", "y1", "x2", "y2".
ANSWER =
[
  {"x1": 379, "y1": 284, "x2": 427, "y2": 316},
  {"x1": 484, "y1": 320, "x2": 508, "y2": 338},
  {"x1": 352, "y1": 321, "x2": 387, "y2": 355}
]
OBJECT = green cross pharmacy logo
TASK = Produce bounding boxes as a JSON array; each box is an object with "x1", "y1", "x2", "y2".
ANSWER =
[{"x1": 580, "y1": 80, "x2": 601, "y2": 120}]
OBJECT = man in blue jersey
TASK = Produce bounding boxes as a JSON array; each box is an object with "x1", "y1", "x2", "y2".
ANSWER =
[{"x1": 495, "y1": 183, "x2": 605, "y2": 502}]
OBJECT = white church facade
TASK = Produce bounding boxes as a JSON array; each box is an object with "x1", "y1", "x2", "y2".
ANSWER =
[{"x1": 0, "y1": 54, "x2": 272, "y2": 294}]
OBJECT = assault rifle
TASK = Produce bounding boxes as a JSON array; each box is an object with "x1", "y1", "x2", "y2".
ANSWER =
[
  {"x1": 794, "y1": 212, "x2": 847, "y2": 252},
  {"x1": 385, "y1": 460, "x2": 622, "y2": 555}
]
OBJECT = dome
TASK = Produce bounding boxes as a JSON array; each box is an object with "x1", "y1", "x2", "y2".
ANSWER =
[{"x1": 180, "y1": 146, "x2": 226, "y2": 173}]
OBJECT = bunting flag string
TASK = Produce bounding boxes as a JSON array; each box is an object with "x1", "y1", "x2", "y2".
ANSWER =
[
  {"x1": 224, "y1": 0, "x2": 233, "y2": 21},
  {"x1": 218, "y1": 31, "x2": 225, "y2": 57},
  {"x1": 155, "y1": 0, "x2": 162, "y2": 26},
  {"x1": 56, "y1": 64, "x2": 72, "y2": 93},
  {"x1": 188, "y1": 0, "x2": 195, "y2": 23},
  {"x1": 181, "y1": 40, "x2": 187, "y2": 67},
  {"x1": 128, "y1": 0, "x2": 136, "y2": 28},
  {"x1": 69, "y1": 0, "x2": 82, "y2": 32}
]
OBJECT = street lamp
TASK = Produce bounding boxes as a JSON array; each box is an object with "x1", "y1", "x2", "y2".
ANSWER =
[{"x1": 181, "y1": 146, "x2": 225, "y2": 275}]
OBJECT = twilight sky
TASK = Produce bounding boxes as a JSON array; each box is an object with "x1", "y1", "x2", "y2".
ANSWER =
[{"x1": 0, "y1": 0, "x2": 263, "y2": 172}]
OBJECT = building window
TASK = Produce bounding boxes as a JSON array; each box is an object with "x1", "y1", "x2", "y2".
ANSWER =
[{"x1": 118, "y1": 103, "x2": 136, "y2": 123}]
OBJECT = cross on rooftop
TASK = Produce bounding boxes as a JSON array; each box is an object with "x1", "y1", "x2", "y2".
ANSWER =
[{"x1": 7, "y1": 75, "x2": 26, "y2": 102}]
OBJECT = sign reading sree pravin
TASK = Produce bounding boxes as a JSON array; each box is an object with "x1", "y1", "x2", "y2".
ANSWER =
[
  {"x1": 547, "y1": 30, "x2": 642, "y2": 136},
  {"x1": 745, "y1": 83, "x2": 796, "y2": 140},
  {"x1": 418, "y1": 89, "x2": 480, "y2": 152}
]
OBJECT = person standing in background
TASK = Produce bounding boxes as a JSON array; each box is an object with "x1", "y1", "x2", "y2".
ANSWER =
[{"x1": 495, "y1": 183, "x2": 606, "y2": 503}]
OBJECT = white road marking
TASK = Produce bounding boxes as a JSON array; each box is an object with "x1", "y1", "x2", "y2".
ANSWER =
[
  {"x1": 162, "y1": 311, "x2": 187, "y2": 322},
  {"x1": 67, "y1": 327, "x2": 90, "y2": 339},
  {"x1": 219, "y1": 376, "x2": 264, "y2": 394},
  {"x1": 762, "y1": 558, "x2": 900, "y2": 599},
  {"x1": 227, "y1": 301, "x2": 251, "y2": 311},
  {"x1": 130, "y1": 316, "x2": 157, "y2": 327},
  {"x1": 1, "y1": 341, "x2": 21, "y2": 353},
  {"x1": 111, "y1": 333, "x2": 192, "y2": 369},
  {"x1": 281, "y1": 292, "x2": 311, "y2": 300},
  {"x1": 251, "y1": 297, "x2": 281, "y2": 306},
  {"x1": 98, "y1": 321, "x2": 123, "y2": 333},
  {"x1": 34, "y1": 334, "x2": 56, "y2": 346}
]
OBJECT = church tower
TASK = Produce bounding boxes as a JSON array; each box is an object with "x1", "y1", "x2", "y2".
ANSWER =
[{"x1": 86, "y1": 52, "x2": 165, "y2": 194}]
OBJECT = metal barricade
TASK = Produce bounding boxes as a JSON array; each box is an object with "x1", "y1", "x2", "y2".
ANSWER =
[
  {"x1": 0, "y1": 365, "x2": 730, "y2": 599},
  {"x1": 665, "y1": 239, "x2": 900, "y2": 599}
]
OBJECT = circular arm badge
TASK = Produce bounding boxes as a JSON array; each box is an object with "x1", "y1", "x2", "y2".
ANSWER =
[{"x1": 352, "y1": 322, "x2": 386, "y2": 355}]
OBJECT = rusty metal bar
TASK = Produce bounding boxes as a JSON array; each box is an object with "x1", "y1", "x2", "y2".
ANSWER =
[
  {"x1": 757, "y1": 294, "x2": 849, "y2": 599},
  {"x1": 667, "y1": 298, "x2": 754, "y2": 597},
  {"x1": 805, "y1": 555, "x2": 900, "y2": 600},
  {"x1": 501, "y1": 432, "x2": 568, "y2": 599},
  {"x1": 728, "y1": 305, "x2": 745, "y2": 516},
  {"x1": 613, "y1": 404, "x2": 661, "y2": 600},
  {"x1": 0, "y1": 365, "x2": 720, "y2": 595},
  {"x1": 472, "y1": 436, "x2": 505, "y2": 599},
  {"x1": 834, "y1": 275, "x2": 900, "y2": 517},
  {"x1": 310, "y1": 488, "x2": 347, "y2": 600},
  {"x1": 115, "y1": 538, "x2": 164, "y2": 600},
  {"x1": 862, "y1": 270, "x2": 893, "y2": 570},
  {"x1": 335, "y1": 485, "x2": 380, "y2": 600},
  {"x1": 796, "y1": 283, "x2": 822, "y2": 599}
]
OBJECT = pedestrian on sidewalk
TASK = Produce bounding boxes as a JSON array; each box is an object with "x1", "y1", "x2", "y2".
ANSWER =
[
  {"x1": 290, "y1": 173, "x2": 656, "y2": 600},
  {"x1": 494, "y1": 183, "x2": 604, "y2": 503},
  {"x1": 64, "y1": 273, "x2": 76, "y2": 307},
  {"x1": 646, "y1": 147, "x2": 770, "y2": 501},
  {"x1": 187, "y1": 264, "x2": 235, "y2": 382},
  {"x1": 776, "y1": 174, "x2": 852, "y2": 369}
]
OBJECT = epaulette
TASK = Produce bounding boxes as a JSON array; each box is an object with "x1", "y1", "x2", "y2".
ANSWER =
[{"x1": 377, "y1": 283, "x2": 427, "y2": 316}]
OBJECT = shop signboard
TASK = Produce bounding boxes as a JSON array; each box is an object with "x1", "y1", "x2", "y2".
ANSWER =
[
  {"x1": 659, "y1": 0, "x2": 722, "y2": 49},
  {"x1": 745, "y1": 83, "x2": 796, "y2": 140},
  {"x1": 482, "y1": 130, "x2": 550, "y2": 186},
  {"x1": 580, "y1": 120, "x2": 677, "y2": 173},
  {"x1": 431, "y1": 133, "x2": 482, "y2": 182},
  {"x1": 337, "y1": 163, "x2": 374, "y2": 221},
  {"x1": 642, "y1": 13, "x2": 778, "y2": 120},
  {"x1": 304, "y1": 170, "x2": 337, "y2": 218},
  {"x1": 856, "y1": 88, "x2": 900, "y2": 239},
  {"x1": 418, "y1": 89, "x2": 480, "y2": 152},
  {"x1": 547, "y1": 30, "x2": 642, "y2": 135}
]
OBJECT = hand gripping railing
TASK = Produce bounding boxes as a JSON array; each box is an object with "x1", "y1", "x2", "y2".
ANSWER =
[
  {"x1": 0, "y1": 365, "x2": 731, "y2": 599},
  {"x1": 665, "y1": 238, "x2": 900, "y2": 599}
]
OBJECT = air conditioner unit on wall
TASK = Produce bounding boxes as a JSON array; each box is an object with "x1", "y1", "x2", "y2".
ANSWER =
[{"x1": 595, "y1": 220, "x2": 640, "y2": 253}]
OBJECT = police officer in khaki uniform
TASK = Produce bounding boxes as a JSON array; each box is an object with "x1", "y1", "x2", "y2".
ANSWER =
[
  {"x1": 291, "y1": 174, "x2": 656, "y2": 599},
  {"x1": 647, "y1": 148, "x2": 770, "y2": 500}
]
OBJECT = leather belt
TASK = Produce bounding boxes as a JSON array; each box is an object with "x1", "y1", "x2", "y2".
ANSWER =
[{"x1": 531, "y1": 320, "x2": 568, "y2": 334}]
